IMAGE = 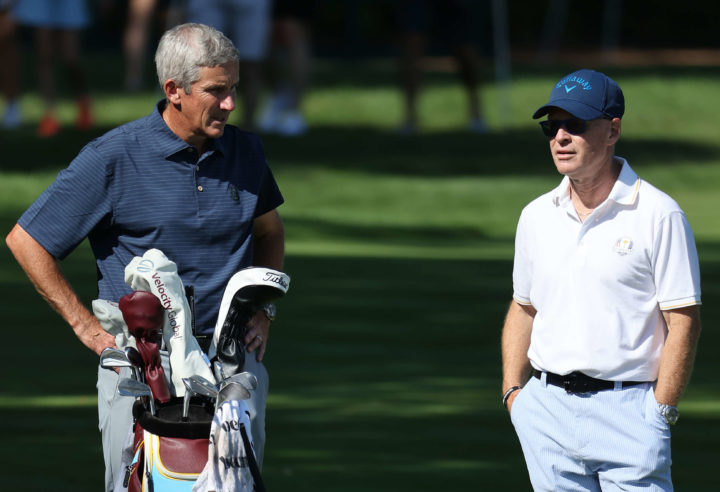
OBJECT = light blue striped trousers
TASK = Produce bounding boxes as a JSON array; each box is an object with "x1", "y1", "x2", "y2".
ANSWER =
[{"x1": 510, "y1": 372, "x2": 672, "y2": 491}]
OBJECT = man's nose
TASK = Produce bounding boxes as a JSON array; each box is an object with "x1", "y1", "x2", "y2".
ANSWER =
[
  {"x1": 220, "y1": 91, "x2": 236, "y2": 111},
  {"x1": 554, "y1": 125, "x2": 572, "y2": 142}
]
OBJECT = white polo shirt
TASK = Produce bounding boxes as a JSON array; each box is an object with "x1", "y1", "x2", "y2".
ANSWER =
[{"x1": 513, "y1": 158, "x2": 701, "y2": 381}]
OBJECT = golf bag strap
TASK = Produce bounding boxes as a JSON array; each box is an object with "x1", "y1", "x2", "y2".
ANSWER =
[{"x1": 240, "y1": 423, "x2": 266, "y2": 492}]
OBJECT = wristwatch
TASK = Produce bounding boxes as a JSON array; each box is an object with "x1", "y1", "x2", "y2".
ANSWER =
[
  {"x1": 262, "y1": 303, "x2": 277, "y2": 322},
  {"x1": 658, "y1": 404, "x2": 680, "y2": 425}
]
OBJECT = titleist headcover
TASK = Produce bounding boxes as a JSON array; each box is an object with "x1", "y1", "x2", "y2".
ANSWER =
[{"x1": 208, "y1": 267, "x2": 290, "y2": 365}]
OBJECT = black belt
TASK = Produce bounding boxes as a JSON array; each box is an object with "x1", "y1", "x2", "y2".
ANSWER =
[
  {"x1": 534, "y1": 370, "x2": 647, "y2": 394},
  {"x1": 195, "y1": 335, "x2": 212, "y2": 354}
]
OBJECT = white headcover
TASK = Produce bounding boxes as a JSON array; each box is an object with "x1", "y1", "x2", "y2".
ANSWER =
[
  {"x1": 124, "y1": 249, "x2": 216, "y2": 395},
  {"x1": 192, "y1": 400, "x2": 255, "y2": 492},
  {"x1": 92, "y1": 299, "x2": 136, "y2": 350},
  {"x1": 208, "y1": 267, "x2": 290, "y2": 360}
]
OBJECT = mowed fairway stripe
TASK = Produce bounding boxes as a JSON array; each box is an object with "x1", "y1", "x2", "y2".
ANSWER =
[
  {"x1": 677, "y1": 399, "x2": 720, "y2": 414},
  {"x1": 0, "y1": 395, "x2": 97, "y2": 408}
]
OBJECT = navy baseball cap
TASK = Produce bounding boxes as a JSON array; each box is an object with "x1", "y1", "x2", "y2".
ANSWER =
[{"x1": 532, "y1": 69, "x2": 624, "y2": 120}]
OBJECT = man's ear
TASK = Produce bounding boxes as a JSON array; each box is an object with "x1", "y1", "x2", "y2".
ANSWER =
[
  {"x1": 164, "y1": 79, "x2": 183, "y2": 105},
  {"x1": 608, "y1": 117, "x2": 621, "y2": 145}
]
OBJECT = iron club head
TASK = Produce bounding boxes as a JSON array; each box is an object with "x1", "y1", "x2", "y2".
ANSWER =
[
  {"x1": 215, "y1": 381, "x2": 251, "y2": 411},
  {"x1": 100, "y1": 347, "x2": 134, "y2": 375},
  {"x1": 223, "y1": 371, "x2": 258, "y2": 391},
  {"x1": 185, "y1": 375, "x2": 219, "y2": 400},
  {"x1": 117, "y1": 377, "x2": 156, "y2": 415}
]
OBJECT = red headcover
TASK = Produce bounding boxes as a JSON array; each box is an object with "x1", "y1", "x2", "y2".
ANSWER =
[{"x1": 120, "y1": 290, "x2": 172, "y2": 403}]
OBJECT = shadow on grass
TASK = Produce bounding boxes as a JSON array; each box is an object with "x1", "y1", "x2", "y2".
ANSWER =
[
  {"x1": 1, "y1": 407, "x2": 105, "y2": 490},
  {"x1": 274, "y1": 58, "x2": 720, "y2": 91},
  {"x1": 286, "y1": 216, "x2": 499, "y2": 245},
  {"x1": 0, "y1": 244, "x2": 524, "y2": 490},
  {"x1": 2, "y1": 123, "x2": 719, "y2": 178},
  {"x1": 269, "y1": 250, "x2": 720, "y2": 491},
  {"x1": 264, "y1": 127, "x2": 720, "y2": 177},
  {"x1": 1, "y1": 227, "x2": 720, "y2": 491}
]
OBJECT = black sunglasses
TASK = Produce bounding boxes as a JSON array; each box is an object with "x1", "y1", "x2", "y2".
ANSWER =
[{"x1": 539, "y1": 116, "x2": 613, "y2": 138}]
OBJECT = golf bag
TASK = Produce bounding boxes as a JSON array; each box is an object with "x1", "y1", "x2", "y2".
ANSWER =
[
  {"x1": 125, "y1": 399, "x2": 214, "y2": 492},
  {"x1": 107, "y1": 260, "x2": 289, "y2": 491},
  {"x1": 124, "y1": 397, "x2": 263, "y2": 492}
]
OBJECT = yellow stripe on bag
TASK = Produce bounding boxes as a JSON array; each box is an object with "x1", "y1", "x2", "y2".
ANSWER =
[{"x1": 149, "y1": 433, "x2": 202, "y2": 482}]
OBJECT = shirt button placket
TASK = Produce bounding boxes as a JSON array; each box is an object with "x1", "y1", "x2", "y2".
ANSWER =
[
  {"x1": 192, "y1": 158, "x2": 202, "y2": 192},
  {"x1": 575, "y1": 236, "x2": 587, "y2": 266}
]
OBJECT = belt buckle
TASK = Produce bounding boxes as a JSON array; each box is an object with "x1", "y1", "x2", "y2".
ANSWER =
[{"x1": 563, "y1": 372, "x2": 590, "y2": 394}]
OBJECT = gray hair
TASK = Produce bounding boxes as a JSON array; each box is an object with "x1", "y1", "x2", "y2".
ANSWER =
[{"x1": 155, "y1": 23, "x2": 239, "y2": 92}]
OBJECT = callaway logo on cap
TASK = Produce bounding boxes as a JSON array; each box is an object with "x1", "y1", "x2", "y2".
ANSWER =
[{"x1": 532, "y1": 69, "x2": 625, "y2": 120}]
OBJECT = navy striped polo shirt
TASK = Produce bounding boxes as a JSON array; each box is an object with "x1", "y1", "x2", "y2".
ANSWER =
[{"x1": 20, "y1": 100, "x2": 284, "y2": 335}]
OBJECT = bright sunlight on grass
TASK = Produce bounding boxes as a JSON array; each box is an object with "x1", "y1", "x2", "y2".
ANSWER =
[{"x1": 1, "y1": 58, "x2": 719, "y2": 490}]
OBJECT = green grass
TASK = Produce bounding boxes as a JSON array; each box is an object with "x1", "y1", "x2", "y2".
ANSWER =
[{"x1": 1, "y1": 58, "x2": 719, "y2": 490}]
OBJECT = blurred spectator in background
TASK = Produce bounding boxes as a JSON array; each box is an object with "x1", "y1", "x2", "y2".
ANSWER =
[
  {"x1": 536, "y1": 0, "x2": 623, "y2": 64},
  {"x1": 396, "y1": 0, "x2": 488, "y2": 134},
  {"x1": 257, "y1": 0, "x2": 314, "y2": 137},
  {"x1": 186, "y1": 0, "x2": 272, "y2": 130},
  {"x1": 0, "y1": 0, "x2": 20, "y2": 129},
  {"x1": 124, "y1": 0, "x2": 159, "y2": 92},
  {"x1": 12, "y1": 0, "x2": 94, "y2": 137}
]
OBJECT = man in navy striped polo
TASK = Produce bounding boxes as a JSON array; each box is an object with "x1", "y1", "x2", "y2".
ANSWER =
[{"x1": 6, "y1": 23, "x2": 285, "y2": 491}]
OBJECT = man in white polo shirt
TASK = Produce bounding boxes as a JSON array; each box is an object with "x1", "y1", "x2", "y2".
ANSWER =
[{"x1": 501, "y1": 69, "x2": 701, "y2": 491}]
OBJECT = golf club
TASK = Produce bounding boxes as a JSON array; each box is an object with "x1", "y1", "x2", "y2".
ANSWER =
[
  {"x1": 181, "y1": 377, "x2": 200, "y2": 422},
  {"x1": 240, "y1": 422, "x2": 266, "y2": 492},
  {"x1": 118, "y1": 377, "x2": 156, "y2": 415},
  {"x1": 99, "y1": 347, "x2": 135, "y2": 377},
  {"x1": 124, "y1": 346, "x2": 145, "y2": 383},
  {"x1": 222, "y1": 371, "x2": 258, "y2": 391},
  {"x1": 186, "y1": 375, "x2": 219, "y2": 400},
  {"x1": 215, "y1": 381, "x2": 251, "y2": 411},
  {"x1": 213, "y1": 360, "x2": 225, "y2": 383}
]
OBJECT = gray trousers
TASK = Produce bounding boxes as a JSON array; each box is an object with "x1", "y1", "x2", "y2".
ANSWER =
[{"x1": 97, "y1": 352, "x2": 269, "y2": 492}]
